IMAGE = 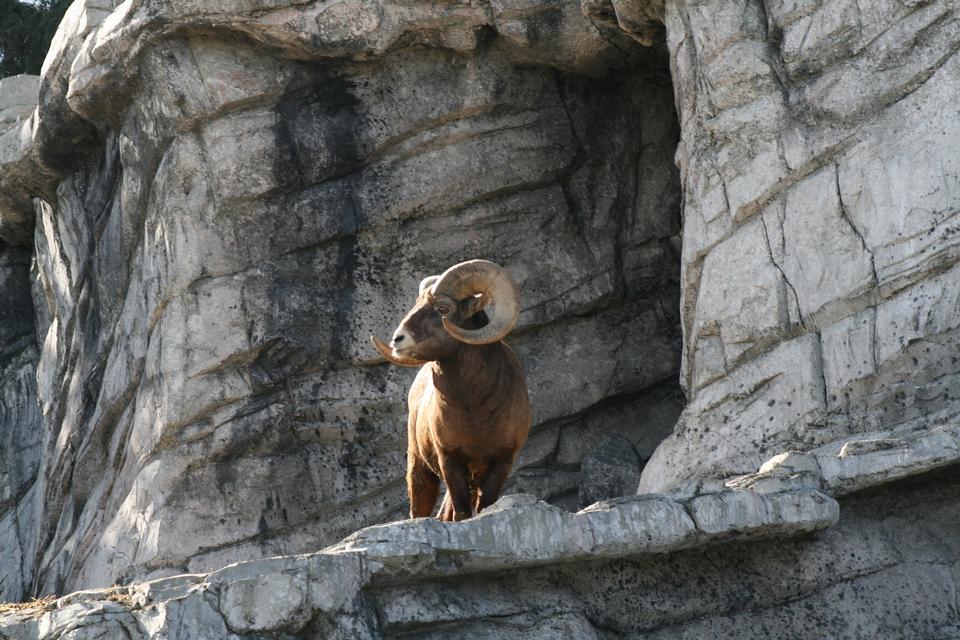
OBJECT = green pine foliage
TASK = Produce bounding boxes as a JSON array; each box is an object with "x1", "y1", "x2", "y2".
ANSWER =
[{"x1": 0, "y1": 0, "x2": 72, "y2": 78}]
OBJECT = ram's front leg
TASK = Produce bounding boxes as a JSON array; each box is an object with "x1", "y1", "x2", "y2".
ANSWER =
[
  {"x1": 407, "y1": 454, "x2": 440, "y2": 518},
  {"x1": 438, "y1": 451, "x2": 472, "y2": 521},
  {"x1": 476, "y1": 455, "x2": 514, "y2": 513}
]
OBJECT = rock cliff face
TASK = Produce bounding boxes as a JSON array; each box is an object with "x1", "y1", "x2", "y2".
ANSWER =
[
  {"x1": 640, "y1": 0, "x2": 960, "y2": 492},
  {"x1": 0, "y1": 0, "x2": 683, "y2": 598},
  {"x1": 1, "y1": 0, "x2": 959, "y2": 636}
]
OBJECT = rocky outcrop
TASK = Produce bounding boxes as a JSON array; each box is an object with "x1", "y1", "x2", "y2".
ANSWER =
[
  {"x1": 0, "y1": 243, "x2": 41, "y2": 605},
  {"x1": 1, "y1": 0, "x2": 959, "y2": 634},
  {"x1": 0, "y1": 74, "x2": 44, "y2": 603},
  {"x1": 0, "y1": 0, "x2": 682, "y2": 597},
  {"x1": 640, "y1": 0, "x2": 960, "y2": 492},
  {"x1": 2, "y1": 432, "x2": 958, "y2": 639}
]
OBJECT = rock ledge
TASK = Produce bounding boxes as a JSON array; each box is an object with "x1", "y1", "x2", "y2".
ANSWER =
[{"x1": 5, "y1": 421, "x2": 956, "y2": 638}]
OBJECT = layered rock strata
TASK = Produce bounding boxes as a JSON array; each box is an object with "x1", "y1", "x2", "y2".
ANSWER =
[
  {"x1": 640, "y1": 0, "x2": 960, "y2": 491},
  {"x1": 2, "y1": 429, "x2": 957, "y2": 639},
  {"x1": 0, "y1": 0, "x2": 958, "y2": 629},
  {"x1": 0, "y1": 74, "x2": 44, "y2": 606},
  {"x1": 0, "y1": 0, "x2": 682, "y2": 597}
]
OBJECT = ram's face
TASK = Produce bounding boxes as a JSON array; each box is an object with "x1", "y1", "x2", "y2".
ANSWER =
[
  {"x1": 390, "y1": 289, "x2": 487, "y2": 361},
  {"x1": 370, "y1": 260, "x2": 520, "y2": 367}
]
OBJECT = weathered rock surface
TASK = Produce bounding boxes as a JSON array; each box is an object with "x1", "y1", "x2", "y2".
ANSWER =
[
  {"x1": 577, "y1": 434, "x2": 644, "y2": 508},
  {"x1": 640, "y1": 0, "x2": 960, "y2": 492},
  {"x1": 0, "y1": 0, "x2": 682, "y2": 597},
  {"x1": 0, "y1": 75, "x2": 43, "y2": 247},
  {"x1": 0, "y1": 77, "x2": 37, "y2": 128},
  {"x1": 2, "y1": 435, "x2": 958, "y2": 639},
  {"x1": 727, "y1": 420, "x2": 960, "y2": 498},
  {"x1": 1, "y1": 0, "x2": 959, "y2": 634},
  {"x1": 0, "y1": 241, "x2": 42, "y2": 604}
]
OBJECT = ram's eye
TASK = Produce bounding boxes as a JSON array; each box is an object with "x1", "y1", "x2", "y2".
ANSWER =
[{"x1": 436, "y1": 305, "x2": 450, "y2": 316}]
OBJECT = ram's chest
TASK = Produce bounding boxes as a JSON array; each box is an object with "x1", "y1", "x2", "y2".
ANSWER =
[
  {"x1": 437, "y1": 402, "x2": 490, "y2": 441},
  {"x1": 416, "y1": 399, "x2": 505, "y2": 457}
]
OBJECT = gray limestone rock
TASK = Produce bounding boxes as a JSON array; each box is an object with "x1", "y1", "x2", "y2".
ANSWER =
[
  {"x1": 0, "y1": 243, "x2": 40, "y2": 603},
  {"x1": 2, "y1": 455, "x2": 958, "y2": 639},
  {"x1": 578, "y1": 434, "x2": 643, "y2": 508},
  {"x1": 640, "y1": 0, "x2": 960, "y2": 492},
  {"x1": 0, "y1": 0, "x2": 958, "y2": 635},
  {"x1": 0, "y1": 76, "x2": 37, "y2": 127},
  {"x1": 0, "y1": 0, "x2": 683, "y2": 597}
]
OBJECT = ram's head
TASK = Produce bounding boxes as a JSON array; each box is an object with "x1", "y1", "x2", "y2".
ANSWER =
[{"x1": 371, "y1": 260, "x2": 520, "y2": 366}]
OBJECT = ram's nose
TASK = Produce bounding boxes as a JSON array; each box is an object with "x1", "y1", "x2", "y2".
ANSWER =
[{"x1": 391, "y1": 330, "x2": 411, "y2": 349}]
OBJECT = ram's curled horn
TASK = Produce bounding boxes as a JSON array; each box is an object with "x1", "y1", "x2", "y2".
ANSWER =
[
  {"x1": 370, "y1": 335, "x2": 427, "y2": 368},
  {"x1": 430, "y1": 259, "x2": 520, "y2": 345}
]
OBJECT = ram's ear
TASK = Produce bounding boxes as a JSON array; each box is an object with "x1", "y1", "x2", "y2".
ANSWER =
[
  {"x1": 419, "y1": 275, "x2": 440, "y2": 294},
  {"x1": 460, "y1": 293, "x2": 488, "y2": 319}
]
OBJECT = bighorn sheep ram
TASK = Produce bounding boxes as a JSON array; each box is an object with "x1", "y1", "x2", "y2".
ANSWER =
[{"x1": 371, "y1": 260, "x2": 531, "y2": 522}]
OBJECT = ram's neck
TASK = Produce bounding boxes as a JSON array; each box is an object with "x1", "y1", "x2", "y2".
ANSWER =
[{"x1": 432, "y1": 343, "x2": 512, "y2": 410}]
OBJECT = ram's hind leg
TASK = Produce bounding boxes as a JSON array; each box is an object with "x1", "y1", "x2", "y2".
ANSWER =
[
  {"x1": 441, "y1": 488, "x2": 480, "y2": 521},
  {"x1": 438, "y1": 491, "x2": 453, "y2": 521},
  {"x1": 472, "y1": 487, "x2": 481, "y2": 515},
  {"x1": 408, "y1": 455, "x2": 440, "y2": 519}
]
